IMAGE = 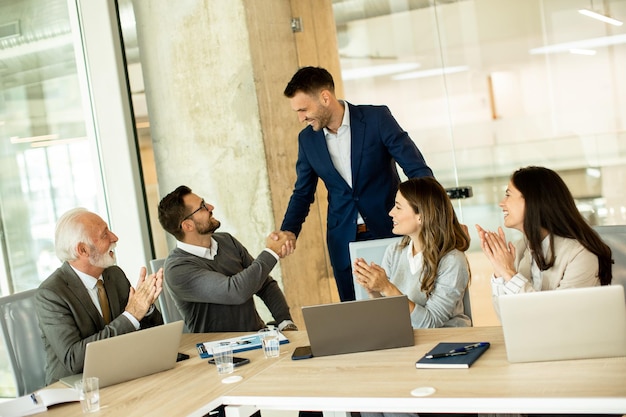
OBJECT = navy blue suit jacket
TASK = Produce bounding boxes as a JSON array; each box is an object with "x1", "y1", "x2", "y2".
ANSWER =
[{"x1": 281, "y1": 103, "x2": 433, "y2": 274}]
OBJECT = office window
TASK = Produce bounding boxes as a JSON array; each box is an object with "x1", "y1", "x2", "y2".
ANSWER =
[
  {"x1": 335, "y1": 0, "x2": 626, "y2": 325},
  {"x1": 0, "y1": 0, "x2": 115, "y2": 397},
  {"x1": 336, "y1": 0, "x2": 626, "y2": 233},
  {"x1": 1, "y1": 0, "x2": 152, "y2": 397}
]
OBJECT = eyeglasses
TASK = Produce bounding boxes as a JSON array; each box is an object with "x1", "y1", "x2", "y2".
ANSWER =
[{"x1": 181, "y1": 199, "x2": 208, "y2": 224}]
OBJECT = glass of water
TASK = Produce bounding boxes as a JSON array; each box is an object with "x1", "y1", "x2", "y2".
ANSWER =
[
  {"x1": 258, "y1": 328, "x2": 280, "y2": 358},
  {"x1": 74, "y1": 376, "x2": 100, "y2": 413},
  {"x1": 211, "y1": 342, "x2": 234, "y2": 375}
]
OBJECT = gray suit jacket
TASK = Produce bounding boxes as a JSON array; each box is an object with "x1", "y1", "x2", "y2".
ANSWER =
[{"x1": 35, "y1": 262, "x2": 163, "y2": 384}]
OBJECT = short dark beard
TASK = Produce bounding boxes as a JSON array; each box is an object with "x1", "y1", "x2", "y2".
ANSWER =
[{"x1": 196, "y1": 219, "x2": 221, "y2": 235}]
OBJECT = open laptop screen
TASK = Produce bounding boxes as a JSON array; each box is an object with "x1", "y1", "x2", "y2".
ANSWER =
[
  {"x1": 302, "y1": 295, "x2": 414, "y2": 357},
  {"x1": 499, "y1": 286, "x2": 626, "y2": 363},
  {"x1": 60, "y1": 320, "x2": 184, "y2": 388}
]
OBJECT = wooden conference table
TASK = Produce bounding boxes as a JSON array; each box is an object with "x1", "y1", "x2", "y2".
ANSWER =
[{"x1": 41, "y1": 326, "x2": 626, "y2": 416}]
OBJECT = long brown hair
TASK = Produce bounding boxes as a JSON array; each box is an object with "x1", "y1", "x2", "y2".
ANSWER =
[
  {"x1": 511, "y1": 166, "x2": 612, "y2": 285},
  {"x1": 396, "y1": 177, "x2": 470, "y2": 296}
]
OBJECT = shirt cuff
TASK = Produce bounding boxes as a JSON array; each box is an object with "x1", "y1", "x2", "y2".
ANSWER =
[
  {"x1": 277, "y1": 319, "x2": 297, "y2": 331},
  {"x1": 263, "y1": 248, "x2": 280, "y2": 260},
  {"x1": 491, "y1": 275, "x2": 505, "y2": 296},
  {"x1": 122, "y1": 311, "x2": 140, "y2": 330},
  {"x1": 503, "y1": 274, "x2": 528, "y2": 295}
]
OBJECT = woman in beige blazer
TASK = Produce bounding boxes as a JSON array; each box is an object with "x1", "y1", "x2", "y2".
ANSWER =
[{"x1": 475, "y1": 166, "x2": 613, "y2": 315}]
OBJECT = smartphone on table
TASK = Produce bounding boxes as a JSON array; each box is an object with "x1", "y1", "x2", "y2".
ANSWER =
[{"x1": 291, "y1": 345, "x2": 313, "y2": 360}]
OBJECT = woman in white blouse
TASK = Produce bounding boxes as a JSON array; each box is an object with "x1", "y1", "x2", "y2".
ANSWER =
[{"x1": 353, "y1": 176, "x2": 471, "y2": 329}]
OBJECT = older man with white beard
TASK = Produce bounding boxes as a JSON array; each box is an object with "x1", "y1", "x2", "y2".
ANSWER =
[{"x1": 35, "y1": 208, "x2": 164, "y2": 385}]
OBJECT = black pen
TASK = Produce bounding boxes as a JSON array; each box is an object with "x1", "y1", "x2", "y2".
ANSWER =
[
  {"x1": 448, "y1": 342, "x2": 489, "y2": 353},
  {"x1": 425, "y1": 351, "x2": 468, "y2": 359}
]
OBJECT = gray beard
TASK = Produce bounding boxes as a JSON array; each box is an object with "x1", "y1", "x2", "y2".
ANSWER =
[{"x1": 89, "y1": 249, "x2": 116, "y2": 269}]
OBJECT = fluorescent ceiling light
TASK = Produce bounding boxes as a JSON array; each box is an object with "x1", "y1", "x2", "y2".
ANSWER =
[
  {"x1": 529, "y1": 34, "x2": 626, "y2": 54},
  {"x1": 9, "y1": 134, "x2": 86, "y2": 148},
  {"x1": 578, "y1": 9, "x2": 623, "y2": 26},
  {"x1": 341, "y1": 63, "x2": 421, "y2": 80},
  {"x1": 391, "y1": 66, "x2": 469, "y2": 80},
  {"x1": 10, "y1": 134, "x2": 59, "y2": 144},
  {"x1": 0, "y1": 34, "x2": 72, "y2": 60},
  {"x1": 569, "y1": 48, "x2": 597, "y2": 55},
  {"x1": 586, "y1": 167, "x2": 601, "y2": 178},
  {"x1": 30, "y1": 137, "x2": 86, "y2": 148}
]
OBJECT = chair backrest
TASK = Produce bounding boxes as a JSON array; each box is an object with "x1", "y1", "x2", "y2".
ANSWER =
[
  {"x1": 593, "y1": 225, "x2": 626, "y2": 305},
  {"x1": 149, "y1": 258, "x2": 189, "y2": 332},
  {"x1": 0, "y1": 289, "x2": 47, "y2": 396},
  {"x1": 348, "y1": 237, "x2": 473, "y2": 323}
]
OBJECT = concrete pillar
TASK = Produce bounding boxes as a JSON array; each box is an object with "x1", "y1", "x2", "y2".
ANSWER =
[
  {"x1": 131, "y1": 0, "x2": 342, "y2": 327},
  {"x1": 132, "y1": 0, "x2": 279, "y2": 318}
]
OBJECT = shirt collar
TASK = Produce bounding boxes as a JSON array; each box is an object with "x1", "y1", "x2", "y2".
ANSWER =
[
  {"x1": 323, "y1": 100, "x2": 350, "y2": 136},
  {"x1": 406, "y1": 239, "x2": 423, "y2": 275},
  {"x1": 70, "y1": 264, "x2": 102, "y2": 290},
  {"x1": 177, "y1": 238, "x2": 219, "y2": 260}
]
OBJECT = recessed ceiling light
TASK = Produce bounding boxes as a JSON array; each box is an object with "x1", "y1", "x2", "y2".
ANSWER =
[
  {"x1": 569, "y1": 48, "x2": 597, "y2": 55},
  {"x1": 341, "y1": 63, "x2": 421, "y2": 80},
  {"x1": 529, "y1": 34, "x2": 626, "y2": 54},
  {"x1": 578, "y1": 9, "x2": 623, "y2": 26},
  {"x1": 391, "y1": 66, "x2": 469, "y2": 80}
]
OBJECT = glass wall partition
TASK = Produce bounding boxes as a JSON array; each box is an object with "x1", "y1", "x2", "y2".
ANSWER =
[
  {"x1": 0, "y1": 0, "x2": 149, "y2": 397},
  {"x1": 0, "y1": 0, "x2": 107, "y2": 297},
  {"x1": 0, "y1": 0, "x2": 108, "y2": 396},
  {"x1": 334, "y1": 0, "x2": 626, "y2": 324}
]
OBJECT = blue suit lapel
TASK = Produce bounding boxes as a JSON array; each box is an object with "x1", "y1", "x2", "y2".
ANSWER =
[
  {"x1": 349, "y1": 103, "x2": 365, "y2": 189},
  {"x1": 304, "y1": 128, "x2": 351, "y2": 189}
]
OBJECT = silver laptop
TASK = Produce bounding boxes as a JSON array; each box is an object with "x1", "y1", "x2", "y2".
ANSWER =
[
  {"x1": 61, "y1": 320, "x2": 184, "y2": 388},
  {"x1": 499, "y1": 285, "x2": 626, "y2": 363},
  {"x1": 302, "y1": 295, "x2": 414, "y2": 357}
]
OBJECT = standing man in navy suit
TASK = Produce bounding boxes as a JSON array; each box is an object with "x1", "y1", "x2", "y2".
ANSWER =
[{"x1": 279, "y1": 66, "x2": 433, "y2": 301}]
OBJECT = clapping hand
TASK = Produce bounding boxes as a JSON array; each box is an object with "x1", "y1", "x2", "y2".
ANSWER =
[
  {"x1": 475, "y1": 225, "x2": 517, "y2": 281},
  {"x1": 126, "y1": 266, "x2": 163, "y2": 320}
]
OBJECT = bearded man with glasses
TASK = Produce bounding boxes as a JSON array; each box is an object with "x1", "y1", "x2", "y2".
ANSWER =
[{"x1": 157, "y1": 185, "x2": 297, "y2": 333}]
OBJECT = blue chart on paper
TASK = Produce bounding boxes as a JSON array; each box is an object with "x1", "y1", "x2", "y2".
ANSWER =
[{"x1": 196, "y1": 333, "x2": 290, "y2": 358}]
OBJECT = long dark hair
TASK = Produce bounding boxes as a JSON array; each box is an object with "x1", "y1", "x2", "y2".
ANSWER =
[
  {"x1": 397, "y1": 177, "x2": 470, "y2": 296},
  {"x1": 512, "y1": 166, "x2": 612, "y2": 285}
]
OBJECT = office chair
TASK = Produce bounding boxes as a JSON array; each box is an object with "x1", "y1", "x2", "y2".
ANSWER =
[
  {"x1": 348, "y1": 237, "x2": 473, "y2": 323},
  {"x1": 0, "y1": 289, "x2": 47, "y2": 396},
  {"x1": 149, "y1": 258, "x2": 189, "y2": 332},
  {"x1": 593, "y1": 225, "x2": 626, "y2": 304}
]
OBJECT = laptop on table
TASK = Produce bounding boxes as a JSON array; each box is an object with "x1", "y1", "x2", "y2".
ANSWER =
[
  {"x1": 60, "y1": 320, "x2": 184, "y2": 388},
  {"x1": 498, "y1": 285, "x2": 626, "y2": 363},
  {"x1": 301, "y1": 295, "x2": 414, "y2": 357}
]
